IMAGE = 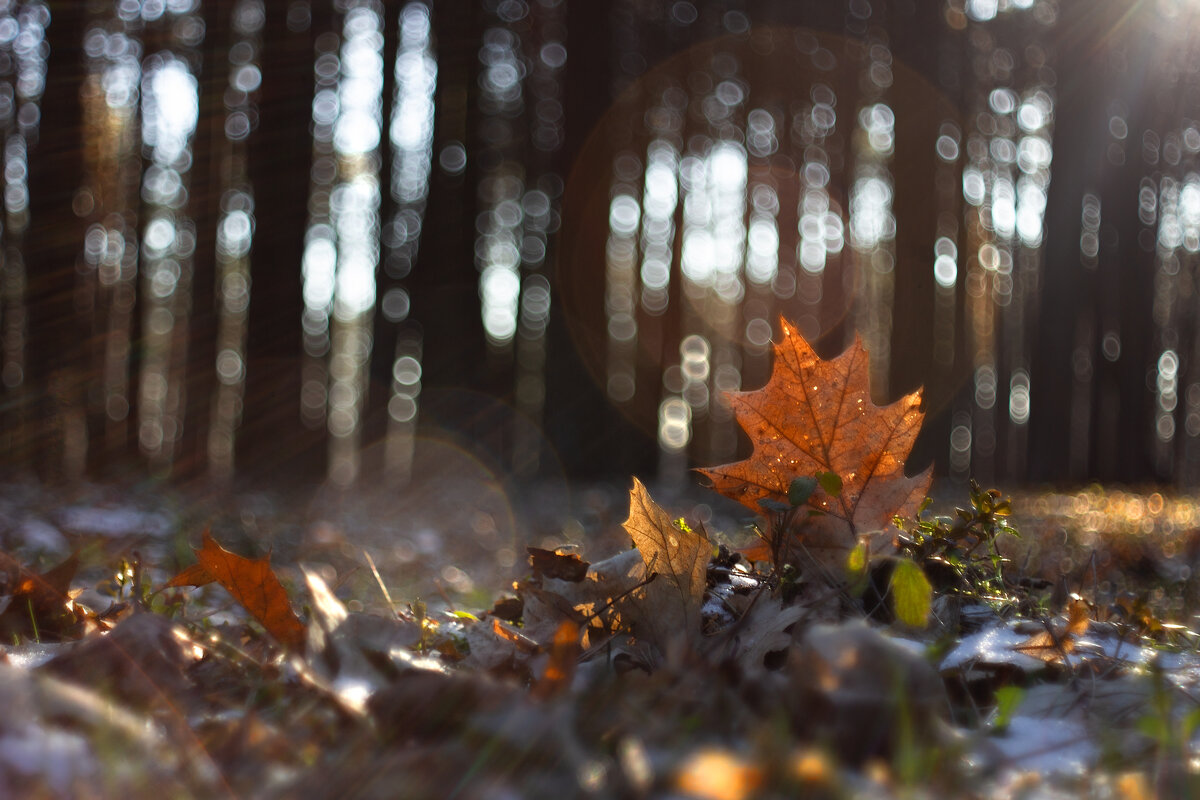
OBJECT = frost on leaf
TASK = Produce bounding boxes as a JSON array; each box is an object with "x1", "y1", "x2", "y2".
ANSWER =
[
  {"x1": 698, "y1": 318, "x2": 932, "y2": 568},
  {"x1": 622, "y1": 477, "x2": 710, "y2": 651}
]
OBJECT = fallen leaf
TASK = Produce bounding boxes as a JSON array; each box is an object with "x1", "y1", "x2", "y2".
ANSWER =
[
  {"x1": 460, "y1": 618, "x2": 523, "y2": 671},
  {"x1": 891, "y1": 559, "x2": 933, "y2": 628},
  {"x1": 166, "y1": 530, "x2": 306, "y2": 652},
  {"x1": 531, "y1": 620, "x2": 580, "y2": 699},
  {"x1": 622, "y1": 478, "x2": 710, "y2": 651},
  {"x1": 303, "y1": 567, "x2": 348, "y2": 671},
  {"x1": 1013, "y1": 596, "x2": 1092, "y2": 662},
  {"x1": 527, "y1": 547, "x2": 589, "y2": 582},
  {"x1": 716, "y1": 591, "x2": 808, "y2": 671},
  {"x1": 491, "y1": 617, "x2": 539, "y2": 654},
  {"x1": 698, "y1": 319, "x2": 932, "y2": 569},
  {"x1": 789, "y1": 621, "x2": 946, "y2": 763},
  {"x1": 488, "y1": 595, "x2": 523, "y2": 622},
  {"x1": 517, "y1": 549, "x2": 643, "y2": 649},
  {"x1": 43, "y1": 613, "x2": 200, "y2": 709},
  {"x1": 0, "y1": 550, "x2": 86, "y2": 641}
]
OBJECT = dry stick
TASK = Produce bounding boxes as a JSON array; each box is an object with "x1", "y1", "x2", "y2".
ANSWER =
[
  {"x1": 331, "y1": 565, "x2": 362, "y2": 592},
  {"x1": 362, "y1": 549, "x2": 400, "y2": 619},
  {"x1": 130, "y1": 550, "x2": 147, "y2": 611},
  {"x1": 703, "y1": 582, "x2": 768, "y2": 661},
  {"x1": 580, "y1": 572, "x2": 659, "y2": 630},
  {"x1": 433, "y1": 579, "x2": 456, "y2": 612},
  {"x1": 574, "y1": 572, "x2": 662, "y2": 664}
]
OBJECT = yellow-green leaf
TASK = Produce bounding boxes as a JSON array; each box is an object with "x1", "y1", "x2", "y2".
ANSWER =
[
  {"x1": 891, "y1": 559, "x2": 932, "y2": 628},
  {"x1": 845, "y1": 539, "x2": 870, "y2": 597},
  {"x1": 846, "y1": 540, "x2": 868, "y2": 576}
]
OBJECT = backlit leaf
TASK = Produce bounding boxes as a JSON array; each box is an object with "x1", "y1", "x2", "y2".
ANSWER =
[
  {"x1": 698, "y1": 318, "x2": 932, "y2": 568},
  {"x1": 531, "y1": 620, "x2": 580, "y2": 700},
  {"x1": 816, "y1": 470, "x2": 843, "y2": 498},
  {"x1": 891, "y1": 559, "x2": 932, "y2": 628},
  {"x1": 167, "y1": 530, "x2": 306, "y2": 652},
  {"x1": 622, "y1": 477, "x2": 710, "y2": 650}
]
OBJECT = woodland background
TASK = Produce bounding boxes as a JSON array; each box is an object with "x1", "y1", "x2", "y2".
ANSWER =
[{"x1": 0, "y1": 0, "x2": 1197, "y2": 494}]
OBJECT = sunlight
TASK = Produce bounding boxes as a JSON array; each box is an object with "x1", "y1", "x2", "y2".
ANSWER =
[
  {"x1": 334, "y1": 7, "x2": 383, "y2": 155},
  {"x1": 143, "y1": 57, "x2": 197, "y2": 164},
  {"x1": 849, "y1": 175, "x2": 894, "y2": 249}
]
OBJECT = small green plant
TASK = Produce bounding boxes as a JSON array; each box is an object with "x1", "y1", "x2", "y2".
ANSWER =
[{"x1": 894, "y1": 480, "x2": 1020, "y2": 610}]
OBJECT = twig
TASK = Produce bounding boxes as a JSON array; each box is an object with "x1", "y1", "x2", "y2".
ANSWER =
[
  {"x1": 362, "y1": 549, "x2": 400, "y2": 619},
  {"x1": 130, "y1": 550, "x2": 147, "y2": 611}
]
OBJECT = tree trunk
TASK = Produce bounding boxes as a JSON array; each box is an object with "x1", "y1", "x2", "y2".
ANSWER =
[
  {"x1": 23, "y1": 0, "x2": 87, "y2": 481},
  {"x1": 238, "y1": 0, "x2": 328, "y2": 483}
]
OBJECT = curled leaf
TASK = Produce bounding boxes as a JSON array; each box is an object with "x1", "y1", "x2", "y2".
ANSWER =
[{"x1": 527, "y1": 547, "x2": 589, "y2": 582}]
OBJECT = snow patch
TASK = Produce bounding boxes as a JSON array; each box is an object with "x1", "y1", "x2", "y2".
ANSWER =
[
  {"x1": 940, "y1": 623, "x2": 1046, "y2": 672},
  {"x1": 990, "y1": 715, "x2": 1096, "y2": 775},
  {"x1": 0, "y1": 723, "x2": 96, "y2": 795},
  {"x1": 56, "y1": 507, "x2": 173, "y2": 538},
  {"x1": 14, "y1": 519, "x2": 66, "y2": 553}
]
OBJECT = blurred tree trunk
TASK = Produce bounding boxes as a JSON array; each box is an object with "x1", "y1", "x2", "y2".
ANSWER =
[
  {"x1": 238, "y1": 0, "x2": 328, "y2": 483},
  {"x1": 363, "y1": 0, "x2": 404, "y2": 476},
  {"x1": 1107, "y1": 15, "x2": 1160, "y2": 484},
  {"x1": 546, "y1": 0, "x2": 658, "y2": 478},
  {"x1": 408, "y1": 2, "x2": 490, "y2": 438},
  {"x1": 175, "y1": 0, "x2": 233, "y2": 483},
  {"x1": 1031, "y1": 0, "x2": 1158, "y2": 484},
  {"x1": 24, "y1": 1, "x2": 87, "y2": 481}
]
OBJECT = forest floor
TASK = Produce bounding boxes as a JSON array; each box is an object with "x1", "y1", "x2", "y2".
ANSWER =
[{"x1": 0, "y1": 472, "x2": 1198, "y2": 799}]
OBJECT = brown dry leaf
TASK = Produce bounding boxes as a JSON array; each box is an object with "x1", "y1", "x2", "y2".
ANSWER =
[
  {"x1": 166, "y1": 530, "x2": 306, "y2": 652},
  {"x1": 527, "y1": 547, "x2": 589, "y2": 582},
  {"x1": 1014, "y1": 597, "x2": 1092, "y2": 662},
  {"x1": 622, "y1": 478, "x2": 710, "y2": 650},
  {"x1": 490, "y1": 617, "x2": 540, "y2": 654},
  {"x1": 530, "y1": 620, "x2": 580, "y2": 700},
  {"x1": 698, "y1": 318, "x2": 932, "y2": 569},
  {"x1": 0, "y1": 550, "x2": 86, "y2": 641},
  {"x1": 43, "y1": 613, "x2": 200, "y2": 709},
  {"x1": 719, "y1": 592, "x2": 808, "y2": 672},
  {"x1": 517, "y1": 548, "x2": 643, "y2": 650}
]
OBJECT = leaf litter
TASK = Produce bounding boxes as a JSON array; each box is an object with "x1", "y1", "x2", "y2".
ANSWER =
[{"x1": 2, "y1": 320, "x2": 1200, "y2": 796}]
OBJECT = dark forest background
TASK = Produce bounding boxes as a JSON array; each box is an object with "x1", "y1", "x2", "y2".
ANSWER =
[{"x1": 2, "y1": 0, "x2": 1199, "y2": 493}]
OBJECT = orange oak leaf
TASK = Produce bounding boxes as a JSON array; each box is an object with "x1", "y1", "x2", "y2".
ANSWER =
[
  {"x1": 166, "y1": 530, "x2": 306, "y2": 652},
  {"x1": 698, "y1": 319, "x2": 932, "y2": 569}
]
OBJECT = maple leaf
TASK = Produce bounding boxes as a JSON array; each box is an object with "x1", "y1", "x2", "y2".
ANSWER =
[
  {"x1": 698, "y1": 318, "x2": 932, "y2": 569},
  {"x1": 621, "y1": 477, "x2": 710, "y2": 650},
  {"x1": 166, "y1": 530, "x2": 306, "y2": 652}
]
